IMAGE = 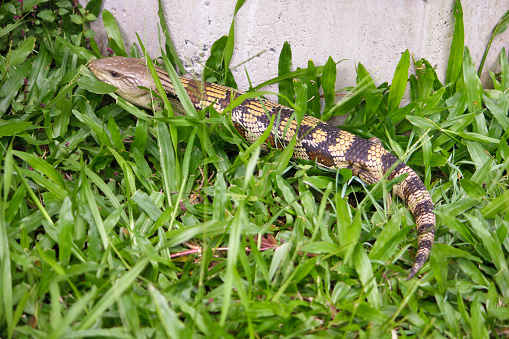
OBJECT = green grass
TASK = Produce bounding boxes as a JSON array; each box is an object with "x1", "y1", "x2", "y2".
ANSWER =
[{"x1": 1, "y1": 0, "x2": 509, "y2": 337}]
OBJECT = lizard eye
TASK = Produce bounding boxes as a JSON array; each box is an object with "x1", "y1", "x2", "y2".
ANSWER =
[{"x1": 110, "y1": 71, "x2": 119, "y2": 78}]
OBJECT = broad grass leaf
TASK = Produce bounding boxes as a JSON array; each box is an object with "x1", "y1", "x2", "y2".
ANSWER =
[
  {"x1": 102, "y1": 9, "x2": 125, "y2": 52},
  {"x1": 500, "y1": 47, "x2": 509, "y2": 90},
  {"x1": 459, "y1": 179, "x2": 485, "y2": 201},
  {"x1": 446, "y1": 0, "x2": 464, "y2": 87},
  {"x1": 0, "y1": 20, "x2": 24, "y2": 38},
  {"x1": 483, "y1": 93, "x2": 509, "y2": 129},
  {"x1": 294, "y1": 81, "x2": 307, "y2": 122},
  {"x1": 466, "y1": 140, "x2": 491, "y2": 170},
  {"x1": 268, "y1": 242, "x2": 290, "y2": 281},
  {"x1": 471, "y1": 297, "x2": 487, "y2": 339},
  {"x1": 57, "y1": 197, "x2": 74, "y2": 263},
  {"x1": 132, "y1": 190, "x2": 162, "y2": 221},
  {"x1": 8, "y1": 36, "x2": 36, "y2": 67},
  {"x1": 103, "y1": 205, "x2": 123, "y2": 234},
  {"x1": 430, "y1": 249, "x2": 447, "y2": 294},
  {"x1": 6, "y1": 184, "x2": 26, "y2": 224},
  {"x1": 0, "y1": 189, "x2": 13, "y2": 335},
  {"x1": 53, "y1": 35, "x2": 95, "y2": 61},
  {"x1": 278, "y1": 41, "x2": 294, "y2": 107},
  {"x1": 107, "y1": 116, "x2": 124, "y2": 151},
  {"x1": 275, "y1": 135, "x2": 296, "y2": 175},
  {"x1": 469, "y1": 154, "x2": 493, "y2": 186},
  {"x1": 463, "y1": 47, "x2": 483, "y2": 114},
  {"x1": 131, "y1": 118, "x2": 148, "y2": 155},
  {"x1": 213, "y1": 170, "x2": 227, "y2": 221},
  {"x1": 149, "y1": 285, "x2": 187, "y2": 337},
  {"x1": 220, "y1": 203, "x2": 246, "y2": 325},
  {"x1": 369, "y1": 209, "x2": 411, "y2": 263},
  {"x1": 322, "y1": 56, "x2": 337, "y2": 111},
  {"x1": 305, "y1": 59, "x2": 321, "y2": 118},
  {"x1": 494, "y1": 267, "x2": 509, "y2": 300},
  {"x1": 253, "y1": 65, "x2": 326, "y2": 91},
  {"x1": 458, "y1": 258, "x2": 490, "y2": 287},
  {"x1": 163, "y1": 221, "x2": 235, "y2": 248},
  {"x1": 159, "y1": 50, "x2": 198, "y2": 117},
  {"x1": 133, "y1": 147, "x2": 151, "y2": 179},
  {"x1": 301, "y1": 241, "x2": 339, "y2": 254},
  {"x1": 435, "y1": 211, "x2": 477, "y2": 245},
  {"x1": 406, "y1": 115, "x2": 438, "y2": 130},
  {"x1": 302, "y1": 175, "x2": 333, "y2": 190},
  {"x1": 107, "y1": 37, "x2": 128, "y2": 57},
  {"x1": 407, "y1": 152, "x2": 448, "y2": 168},
  {"x1": 156, "y1": 121, "x2": 178, "y2": 200},
  {"x1": 353, "y1": 243, "x2": 380, "y2": 309},
  {"x1": 434, "y1": 243, "x2": 481, "y2": 262},
  {"x1": 203, "y1": 36, "x2": 227, "y2": 83},
  {"x1": 344, "y1": 209, "x2": 362, "y2": 265},
  {"x1": 13, "y1": 151, "x2": 66, "y2": 189},
  {"x1": 465, "y1": 212, "x2": 506, "y2": 272},
  {"x1": 166, "y1": 294, "x2": 211, "y2": 335},
  {"x1": 0, "y1": 120, "x2": 33, "y2": 138},
  {"x1": 0, "y1": 61, "x2": 31, "y2": 116},
  {"x1": 78, "y1": 72, "x2": 118, "y2": 94},
  {"x1": 343, "y1": 302, "x2": 388, "y2": 325},
  {"x1": 480, "y1": 188, "x2": 509, "y2": 219},
  {"x1": 72, "y1": 109, "x2": 114, "y2": 148},
  {"x1": 440, "y1": 198, "x2": 478, "y2": 216},
  {"x1": 388, "y1": 49, "x2": 410, "y2": 112},
  {"x1": 335, "y1": 196, "x2": 352, "y2": 248},
  {"x1": 80, "y1": 167, "x2": 109, "y2": 250},
  {"x1": 77, "y1": 257, "x2": 151, "y2": 330},
  {"x1": 435, "y1": 292, "x2": 461, "y2": 336}
]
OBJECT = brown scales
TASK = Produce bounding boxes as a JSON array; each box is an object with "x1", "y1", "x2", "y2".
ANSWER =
[{"x1": 89, "y1": 56, "x2": 436, "y2": 279}]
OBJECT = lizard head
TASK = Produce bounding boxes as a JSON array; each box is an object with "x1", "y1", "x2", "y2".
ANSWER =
[{"x1": 89, "y1": 56, "x2": 156, "y2": 109}]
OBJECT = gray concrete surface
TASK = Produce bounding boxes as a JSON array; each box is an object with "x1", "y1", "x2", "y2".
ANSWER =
[{"x1": 83, "y1": 0, "x2": 509, "y2": 120}]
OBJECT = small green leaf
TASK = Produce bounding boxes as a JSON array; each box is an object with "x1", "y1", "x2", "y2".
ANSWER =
[
  {"x1": 38, "y1": 10, "x2": 56, "y2": 22},
  {"x1": 69, "y1": 14, "x2": 83, "y2": 25}
]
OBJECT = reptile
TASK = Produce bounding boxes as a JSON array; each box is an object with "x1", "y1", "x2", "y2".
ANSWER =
[{"x1": 89, "y1": 56, "x2": 435, "y2": 279}]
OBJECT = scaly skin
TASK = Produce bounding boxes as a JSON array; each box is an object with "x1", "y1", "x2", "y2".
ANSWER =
[{"x1": 89, "y1": 56, "x2": 435, "y2": 279}]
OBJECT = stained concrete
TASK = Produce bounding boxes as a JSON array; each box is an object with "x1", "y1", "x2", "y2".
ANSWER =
[{"x1": 83, "y1": 0, "x2": 509, "y2": 117}]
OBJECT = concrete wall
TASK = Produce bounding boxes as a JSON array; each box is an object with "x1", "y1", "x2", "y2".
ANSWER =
[{"x1": 83, "y1": 0, "x2": 509, "y2": 115}]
